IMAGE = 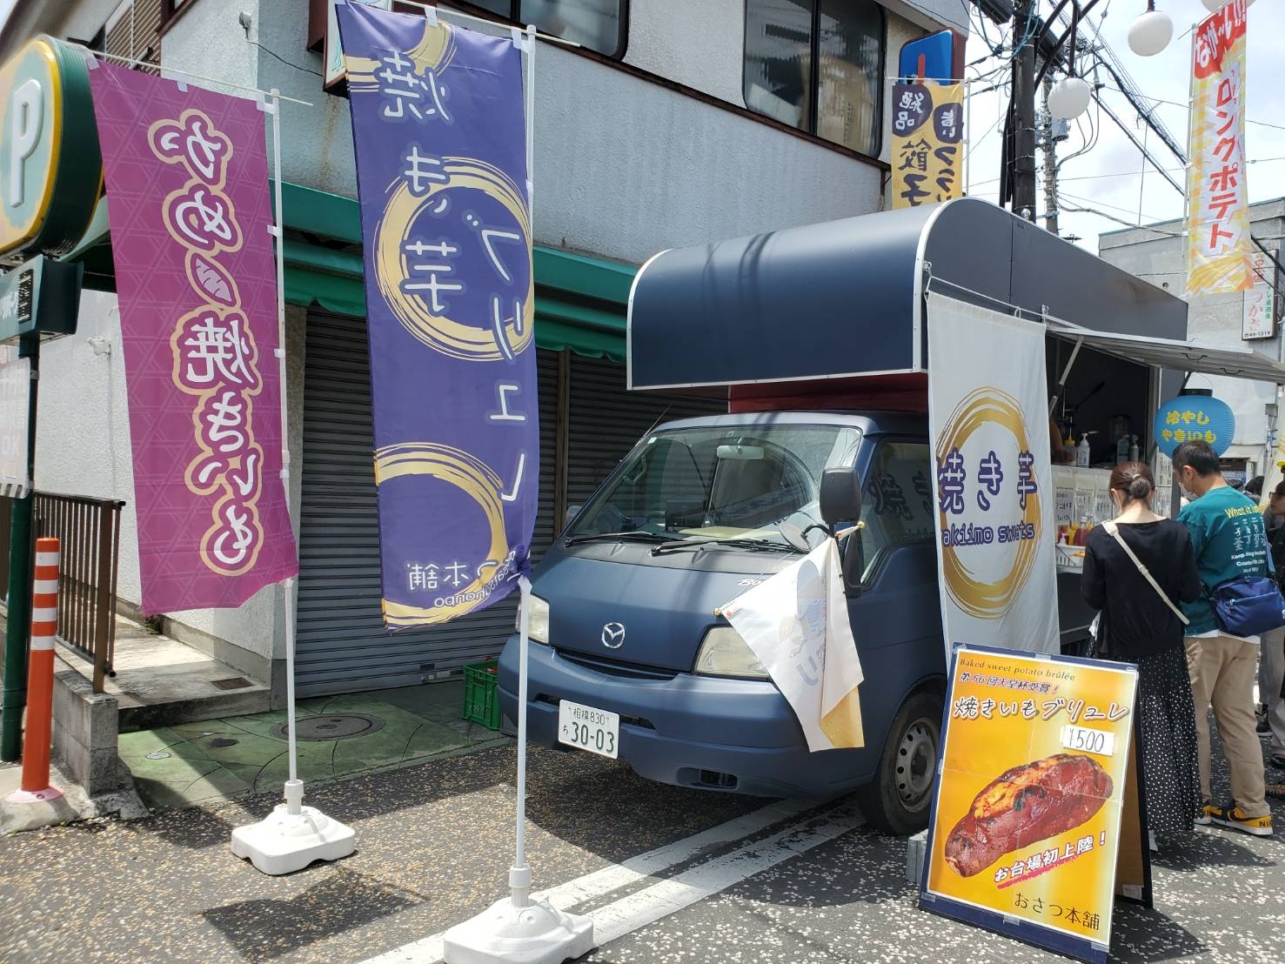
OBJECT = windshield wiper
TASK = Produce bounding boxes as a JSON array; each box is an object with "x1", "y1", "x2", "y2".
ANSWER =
[
  {"x1": 565, "y1": 530, "x2": 672, "y2": 547},
  {"x1": 651, "y1": 537, "x2": 805, "y2": 556}
]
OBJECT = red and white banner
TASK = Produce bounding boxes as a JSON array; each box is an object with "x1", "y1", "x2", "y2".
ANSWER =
[
  {"x1": 90, "y1": 61, "x2": 297, "y2": 614},
  {"x1": 1186, "y1": 0, "x2": 1252, "y2": 297}
]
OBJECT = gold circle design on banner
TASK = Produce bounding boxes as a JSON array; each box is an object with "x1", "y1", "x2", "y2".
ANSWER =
[
  {"x1": 374, "y1": 442, "x2": 510, "y2": 626},
  {"x1": 936, "y1": 388, "x2": 1041, "y2": 619},
  {"x1": 374, "y1": 157, "x2": 534, "y2": 362}
]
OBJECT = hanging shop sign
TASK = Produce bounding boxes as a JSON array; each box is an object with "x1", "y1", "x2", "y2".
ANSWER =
[
  {"x1": 337, "y1": 2, "x2": 538, "y2": 629},
  {"x1": 891, "y1": 81, "x2": 964, "y2": 209},
  {"x1": 899, "y1": 30, "x2": 955, "y2": 85},
  {"x1": 920, "y1": 645, "x2": 1150, "y2": 964},
  {"x1": 323, "y1": 0, "x2": 392, "y2": 90},
  {"x1": 0, "y1": 36, "x2": 101, "y2": 262},
  {"x1": 1242, "y1": 283, "x2": 1275, "y2": 340},
  {"x1": 89, "y1": 61, "x2": 298, "y2": 614},
  {"x1": 0, "y1": 254, "x2": 81, "y2": 344},
  {"x1": 1185, "y1": 0, "x2": 1252, "y2": 297},
  {"x1": 926, "y1": 293, "x2": 1059, "y2": 660},
  {"x1": 1153, "y1": 392, "x2": 1235, "y2": 457}
]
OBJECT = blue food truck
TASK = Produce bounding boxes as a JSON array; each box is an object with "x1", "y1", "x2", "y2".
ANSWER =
[{"x1": 498, "y1": 198, "x2": 1283, "y2": 834}]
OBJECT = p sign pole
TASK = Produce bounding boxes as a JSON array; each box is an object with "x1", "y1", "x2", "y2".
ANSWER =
[{"x1": 0, "y1": 37, "x2": 98, "y2": 763}]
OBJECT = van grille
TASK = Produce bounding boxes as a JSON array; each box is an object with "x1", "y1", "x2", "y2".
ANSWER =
[{"x1": 556, "y1": 650, "x2": 679, "y2": 681}]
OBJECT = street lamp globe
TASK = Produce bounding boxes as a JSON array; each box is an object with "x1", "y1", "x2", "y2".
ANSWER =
[
  {"x1": 1048, "y1": 76, "x2": 1092, "y2": 120},
  {"x1": 1128, "y1": 3, "x2": 1174, "y2": 57}
]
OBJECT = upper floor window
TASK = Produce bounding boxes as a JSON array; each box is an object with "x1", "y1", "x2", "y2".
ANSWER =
[
  {"x1": 743, "y1": 0, "x2": 884, "y2": 157},
  {"x1": 466, "y1": 1, "x2": 628, "y2": 59}
]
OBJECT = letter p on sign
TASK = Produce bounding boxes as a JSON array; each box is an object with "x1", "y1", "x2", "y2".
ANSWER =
[{"x1": 8, "y1": 78, "x2": 43, "y2": 207}]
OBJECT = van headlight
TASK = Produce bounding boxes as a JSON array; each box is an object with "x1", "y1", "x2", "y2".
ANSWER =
[
  {"x1": 515, "y1": 594, "x2": 550, "y2": 644},
  {"x1": 695, "y1": 627, "x2": 768, "y2": 679}
]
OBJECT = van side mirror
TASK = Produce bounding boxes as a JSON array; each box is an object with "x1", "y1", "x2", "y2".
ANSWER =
[
  {"x1": 565, "y1": 505, "x2": 582, "y2": 529},
  {"x1": 819, "y1": 468, "x2": 862, "y2": 528}
]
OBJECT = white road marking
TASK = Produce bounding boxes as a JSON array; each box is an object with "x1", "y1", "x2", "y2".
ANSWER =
[{"x1": 359, "y1": 799, "x2": 861, "y2": 964}]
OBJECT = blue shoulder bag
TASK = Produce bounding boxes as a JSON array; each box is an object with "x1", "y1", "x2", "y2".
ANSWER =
[{"x1": 1208, "y1": 575, "x2": 1285, "y2": 638}]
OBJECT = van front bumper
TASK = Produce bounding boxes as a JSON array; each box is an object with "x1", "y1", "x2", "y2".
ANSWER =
[{"x1": 496, "y1": 638, "x2": 876, "y2": 798}]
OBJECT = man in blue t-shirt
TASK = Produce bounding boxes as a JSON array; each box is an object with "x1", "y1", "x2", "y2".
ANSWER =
[{"x1": 1175, "y1": 440, "x2": 1272, "y2": 837}]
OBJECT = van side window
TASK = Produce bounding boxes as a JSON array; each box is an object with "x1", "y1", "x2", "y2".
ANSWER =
[{"x1": 859, "y1": 441, "x2": 935, "y2": 581}]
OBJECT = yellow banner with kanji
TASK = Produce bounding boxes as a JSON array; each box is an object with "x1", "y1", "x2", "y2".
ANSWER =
[
  {"x1": 1186, "y1": 0, "x2": 1252, "y2": 297},
  {"x1": 891, "y1": 82, "x2": 964, "y2": 209}
]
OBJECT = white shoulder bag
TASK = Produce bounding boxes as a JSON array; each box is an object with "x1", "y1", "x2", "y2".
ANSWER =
[{"x1": 1102, "y1": 521, "x2": 1189, "y2": 626}]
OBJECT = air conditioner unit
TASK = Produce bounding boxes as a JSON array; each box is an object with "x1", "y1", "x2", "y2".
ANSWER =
[{"x1": 974, "y1": 0, "x2": 1015, "y2": 25}]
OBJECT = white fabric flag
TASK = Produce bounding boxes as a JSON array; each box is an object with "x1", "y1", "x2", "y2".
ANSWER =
[
  {"x1": 926, "y1": 292, "x2": 1060, "y2": 660},
  {"x1": 721, "y1": 540, "x2": 865, "y2": 751}
]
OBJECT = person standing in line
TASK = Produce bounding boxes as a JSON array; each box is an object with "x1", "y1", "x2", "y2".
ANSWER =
[
  {"x1": 1174, "y1": 440, "x2": 1274, "y2": 837},
  {"x1": 1082, "y1": 463, "x2": 1202, "y2": 847},
  {"x1": 1259, "y1": 482, "x2": 1285, "y2": 767}
]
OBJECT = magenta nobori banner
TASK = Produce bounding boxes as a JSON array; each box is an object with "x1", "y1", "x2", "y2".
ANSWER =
[{"x1": 89, "y1": 61, "x2": 297, "y2": 614}]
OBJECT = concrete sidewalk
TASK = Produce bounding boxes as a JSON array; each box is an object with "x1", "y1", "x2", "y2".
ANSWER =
[{"x1": 118, "y1": 681, "x2": 508, "y2": 809}]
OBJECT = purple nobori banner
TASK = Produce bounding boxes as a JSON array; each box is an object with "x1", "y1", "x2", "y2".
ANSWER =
[
  {"x1": 337, "y1": 3, "x2": 538, "y2": 630},
  {"x1": 89, "y1": 62, "x2": 298, "y2": 615}
]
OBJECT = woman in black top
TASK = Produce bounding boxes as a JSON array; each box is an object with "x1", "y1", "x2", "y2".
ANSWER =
[{"x1": 1082, "y1": 462, "x2": 1202, "y2": 845}]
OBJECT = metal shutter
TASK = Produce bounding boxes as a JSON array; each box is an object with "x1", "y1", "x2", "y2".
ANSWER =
[
  {"x1": 567, "y1": 355, "x2": 725, "y2": 509},
  {"x1": 296, "y1": 311, "x2": 558, "y2": 696}
]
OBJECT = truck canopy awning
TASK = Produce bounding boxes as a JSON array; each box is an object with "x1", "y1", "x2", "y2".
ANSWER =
[
  {"x1": 1046, "y1": 319, "x2": 1285, "y2": 384},
  {"x1": 628, "y1": 197, "x2": 1189, "y2": 394}
]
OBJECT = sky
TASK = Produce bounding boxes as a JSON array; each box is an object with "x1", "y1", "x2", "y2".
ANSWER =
[{"x1": 958, "y1": 0, "x2": 1285, "y2": 252}]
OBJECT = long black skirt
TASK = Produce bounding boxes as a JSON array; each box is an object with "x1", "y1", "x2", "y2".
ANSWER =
[{"x1": 1127, "y1": 646, "x2": 1202, "y2": 836}]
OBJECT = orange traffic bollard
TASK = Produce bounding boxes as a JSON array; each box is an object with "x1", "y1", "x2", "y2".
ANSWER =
[{"x1": 9, "y1": 538, "x2": 63, "y2": 803}]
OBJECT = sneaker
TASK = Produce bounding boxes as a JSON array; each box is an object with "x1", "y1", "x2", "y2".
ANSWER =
[
  {"x1": 1207, "y1": 802, "x2": 1274, "y2": 837},
  {"x1": 1195, "y1": 803, "x2": 1216, "y2": 826}
]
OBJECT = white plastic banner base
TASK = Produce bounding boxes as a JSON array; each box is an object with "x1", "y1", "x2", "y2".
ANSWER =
[{"x1": 926, "y1": 293, "x2": 1060, "y2": 659}]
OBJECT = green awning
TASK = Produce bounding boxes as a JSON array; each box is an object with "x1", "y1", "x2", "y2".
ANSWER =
[{"x1": 63, "y1": 181, "x2": 634, "y2": 363}]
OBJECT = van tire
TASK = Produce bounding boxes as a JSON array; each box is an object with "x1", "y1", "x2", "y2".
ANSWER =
[{"x1": 854, "y1": 689, "x2": 943, "y2": 836}]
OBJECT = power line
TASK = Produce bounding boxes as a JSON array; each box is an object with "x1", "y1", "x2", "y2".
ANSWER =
[{"x1": 1099, "y1": 85, "x2": 1285, "y2": 134}]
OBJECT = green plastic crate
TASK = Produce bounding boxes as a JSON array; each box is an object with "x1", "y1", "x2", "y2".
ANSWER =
[{"x1": 462, "y1": 659, "x2": 501, "y2": 730}]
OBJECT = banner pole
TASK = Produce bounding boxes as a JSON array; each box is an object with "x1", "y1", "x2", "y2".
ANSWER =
[
  {"x1": 229, "y1": 90, "x2": 354, "y2": 874},
  {"x1": 268, "y1": 87, "x2": 302, "y2": 809}
]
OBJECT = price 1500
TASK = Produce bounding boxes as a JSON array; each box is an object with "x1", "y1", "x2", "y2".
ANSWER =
[{"x1": 1060, "y1": 724, "x2": 1115, "y2": 757}]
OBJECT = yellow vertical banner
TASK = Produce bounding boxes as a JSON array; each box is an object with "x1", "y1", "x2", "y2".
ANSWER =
[
  {"x1": 1186, "y1": 0, "x2": 1252, "y2": 297},
  {"x1": 891, "y1": 82, "x2": 965, "y2": 209}
]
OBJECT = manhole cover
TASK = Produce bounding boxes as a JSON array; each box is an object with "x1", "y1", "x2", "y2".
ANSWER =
[
  {"x1": 145, "y1": 750, "x2": 171, "y2": 760},
  {"x1": 270, "y1": 713, "x2": 384, "y2": 742},
  {"x1": 208, "y1": 738, "x2": 239, "y2": 748}
]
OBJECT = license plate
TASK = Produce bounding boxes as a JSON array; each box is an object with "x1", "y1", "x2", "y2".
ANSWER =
[{"x1": 558, "y1": 700, "x2": 620, "y2": 759}]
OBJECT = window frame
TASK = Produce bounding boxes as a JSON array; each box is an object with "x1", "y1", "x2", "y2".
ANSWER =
[
  {"x1": 447, "y1": 0, "x2": 631, "y2": 61},
  {"x1": 858, "y1": 436, "x2": 934, "y2": 588},
  {"x1": 741, "y1": 0, "x2": 886, "y2": 160}
]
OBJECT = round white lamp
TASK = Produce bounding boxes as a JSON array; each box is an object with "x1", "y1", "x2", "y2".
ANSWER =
[
  {"x1": 1128, "y1": 2, "x2": 1174, "y2": 57},
  {"x1": 1048, "y1": 76, "x2": 1092, "y2": 120}
]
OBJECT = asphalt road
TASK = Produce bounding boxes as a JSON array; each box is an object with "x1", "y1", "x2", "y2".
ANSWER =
[{"x1": 0, "y1": 736, "x2": 1281, "y2": 964}]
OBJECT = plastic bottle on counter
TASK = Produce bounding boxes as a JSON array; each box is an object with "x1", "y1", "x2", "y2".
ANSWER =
[
  {"x1": 1076, "y1": 434, "x2": 1092, "y2": 468},
  {"x1": 1129, "y1": 435, "x2": 1139, "y2": 462},
  {"x1": 1074, "y1": 516, "x2": 1090, "y2": 546},
  {"x1": 1116, "y1": 435, "x2": 1130, "y2": 464}
]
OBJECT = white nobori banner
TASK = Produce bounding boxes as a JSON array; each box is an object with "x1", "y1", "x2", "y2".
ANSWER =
[{"x1": 926, "y1": 292, "x2": 1059, "y2": 660}]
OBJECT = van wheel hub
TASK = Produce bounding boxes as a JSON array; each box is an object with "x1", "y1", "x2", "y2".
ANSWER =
[{"x1": 895, "y1": 719, "x2": 936, "y2": 807}]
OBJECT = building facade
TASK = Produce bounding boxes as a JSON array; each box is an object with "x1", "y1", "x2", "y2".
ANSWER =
[
  {"x1": 1098, "y1": 198, "x2": 1285, "y2": 484},
  {"x1": 1, "y1": 0, "x2": 967, "y2": 700}
]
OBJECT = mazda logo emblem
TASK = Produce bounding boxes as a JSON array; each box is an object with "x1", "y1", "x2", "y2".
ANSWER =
[{"x1": 601, "y1": 622, "x2": 626, "y2": 649}]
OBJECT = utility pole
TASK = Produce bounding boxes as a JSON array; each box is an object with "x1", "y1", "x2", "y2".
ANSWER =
[
  {"x1": 1011, "y1": 0, "x2": 1039, "y2": 221},
  {"x1": 1040, "y1": 77, "x2": 1060, "y2": 236}
]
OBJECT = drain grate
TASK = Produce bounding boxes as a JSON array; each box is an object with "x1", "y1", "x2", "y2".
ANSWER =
[
  {"x1": 211, "y1": 677, "x2": 253, "y2": 691},
  {"x1": 208, "y1": 738, "x2": 239, "y2": 748},
  {"x1": 270, "y1": 713, "x2": 384, "y2": 742}
]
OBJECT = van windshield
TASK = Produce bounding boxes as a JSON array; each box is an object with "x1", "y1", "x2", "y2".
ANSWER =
[{"x1": 566, "y1": 424, "x2": 863, "y2": 549}]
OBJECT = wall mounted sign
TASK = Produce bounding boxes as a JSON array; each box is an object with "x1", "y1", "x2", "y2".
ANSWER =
[{"x1": 0, "y1": 36, "x2": 101, "y2": 262}]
